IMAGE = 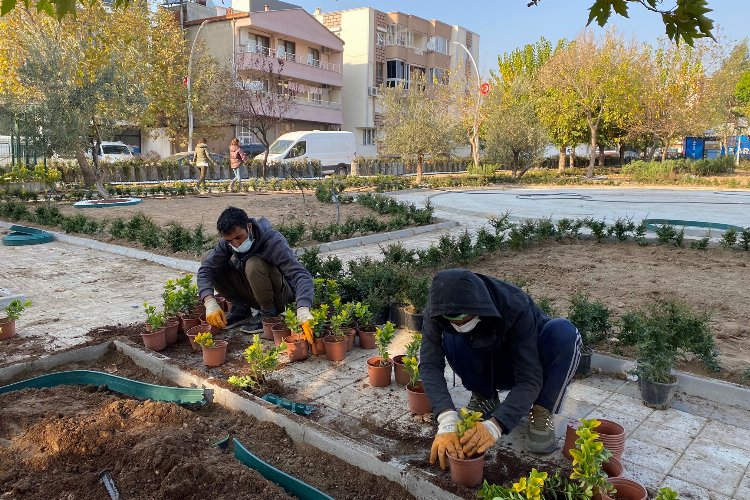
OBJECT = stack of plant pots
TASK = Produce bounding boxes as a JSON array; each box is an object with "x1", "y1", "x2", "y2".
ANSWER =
[
  {"x1": 262, "y1": 316, "x2": 283, "y2": 341},
  {"x1": 186, "y1": 324, "x2": 211, "y2": 352},
  {"x1": 563, "y1": 419, "x2": 625, "y2": 460}
]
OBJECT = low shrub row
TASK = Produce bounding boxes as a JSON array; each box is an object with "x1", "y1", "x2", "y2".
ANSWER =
[{"x1": 622, "y1": 156, "x2": 735, "y2": 181}]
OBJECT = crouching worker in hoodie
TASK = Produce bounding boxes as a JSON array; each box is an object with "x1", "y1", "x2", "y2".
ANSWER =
[
  {"x1": 422, "y1": 269, "x2": 581, "y2": 469},
  {"x1": 198, "y1": 206, "x2": 314, "y2": 331}
]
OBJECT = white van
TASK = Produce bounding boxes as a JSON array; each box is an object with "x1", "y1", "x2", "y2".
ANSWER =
[
  {"x1": 91, "y1": 141, "x2": 135, "y2": 163},
  {"x1": 257, "y1": 131, "x2": 355, "y2": 176}
]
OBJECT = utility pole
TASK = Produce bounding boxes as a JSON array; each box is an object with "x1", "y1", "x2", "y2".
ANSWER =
[
  {"x1": 187, "y1": 18, "x2": 210, "y2": 151},
  {"x1": 452, "y1": 41, "x2": 482, "y2": 170}
]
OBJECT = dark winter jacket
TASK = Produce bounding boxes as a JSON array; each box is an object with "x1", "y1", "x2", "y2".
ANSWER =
[
  {"x1": 197, "y1": 217, "x2": 313, "y2": 308},
  {"x1": 419, "y1": 268, "x2": 549, "y2": 433}
]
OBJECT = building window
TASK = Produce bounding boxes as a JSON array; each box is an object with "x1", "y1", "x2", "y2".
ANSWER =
[
  {"x1": 277, "y1": 40, "x2": 296, "y2": 58},
  {"x1": 238, "y1": 125, "x2": 261, "y2": 145},
  {"x1": 429, "y1": 67, "x2": 447, "y2": 84},
  {"x1": 362, "y1": 129, "x2": 375, "y2": 146},
  {"x1": 307, "y1": 48, "x2": 320, "y2": 67},
  {"x1": 386, "y1": 59, "x2": 410, "y2": 88},
  {"x1": 436, "y1": 36, "x2": 449, "y2": 55},
  {"x1": 248, "y1": 34, "x2": 270, "y2": 54},
  {"x1": 376, "y1": 31, "x2": 385, "y2": 46},
  {"x1": 386, "y1": 24, "x2": 408, "y2": 46},
  {"x1": 375, "y1": 63, "x2": 384, "y2": 85}
]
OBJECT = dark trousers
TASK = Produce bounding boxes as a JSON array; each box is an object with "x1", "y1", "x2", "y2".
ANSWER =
[
  {"x1": 201, "y1": 253, "x2": 294, "y2": 314},
  {"x1": 442, "y1": 318, "x2": 581, "y2": 413}
]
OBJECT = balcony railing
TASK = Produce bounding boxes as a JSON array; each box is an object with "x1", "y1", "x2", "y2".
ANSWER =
[{"x1": 244, "y1": 43, "x2": 342, "y2": 73}]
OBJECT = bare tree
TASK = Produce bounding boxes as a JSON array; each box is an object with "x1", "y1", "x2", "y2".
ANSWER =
[{"x1": 231, "y1": 54, "x2": 298, "y2": 178}]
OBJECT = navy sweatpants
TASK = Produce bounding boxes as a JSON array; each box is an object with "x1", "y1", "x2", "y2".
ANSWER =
[{"x1": 442, "y1": 318, "x2": 582, "y2": 413}]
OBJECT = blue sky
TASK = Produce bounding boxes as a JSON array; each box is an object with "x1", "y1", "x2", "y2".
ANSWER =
[{"x1": 290, "y1": 0, "x2": 749, "y2": 75}]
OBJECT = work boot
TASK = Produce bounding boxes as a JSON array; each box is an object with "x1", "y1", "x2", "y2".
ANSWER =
[
  {"x1": 226, "y1": 303, "x2": 252, "y2": 326},
  {"x1": 467, "y1": 391, "x2": 500, "y2": 418},
  {"x1": 526, "y1": 404, "x2": 556, "y2": 454}
]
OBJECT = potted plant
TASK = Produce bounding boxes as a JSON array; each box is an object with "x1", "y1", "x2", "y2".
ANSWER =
[
  {"x1": 325, "y1": 309, "x2": 348, "y2": 362},
  {"x1": 354, "y1": 302, "x2": 377, "y2": 349},
  {"x1": 186, "y1": 323, "x2": 212, "y2": 352},
  {"x1": 261, "y1": 315, "x2": 283, "y2": 341},
  {"x1": 396, "y1": 275, "x2": 429, "y2": 331},
  {"x1": 227, "y1": 334, "x2": 287, "y2": 394},
  {"x1": 563, "y1": 418, "x2": 625, "y2": 461},
  {"x1": 477, "y1": 469, "x2": 551, "y2": 500},
  {"x1": 141, "y1": 301, "x2": 167, "y2": 351},
  {"x1": 394, "y1": 332, "x2": 421, "y2": 385},
  {"x1": 162, "y1": 278, "x2": 183, "y2": 333},
  {"x1": 340, "y1": 302, "x2": 357, "y2": 351},
  {"x1": 282, "y1": 305, "x2": 309, "y2": 362},
  {"x1": 447, "y1": 407, "x2": 486, "y2": 488},
  {"x1": 194, "y1": 331, "x2": 228, "y2": 367},
  {"x1": 175, "y1": 275, "x2": 202, "y2": 333},
  {"x1": 310, "y1": 304, "x2": 329, "y2": 355},
  {"x1": 567, "y1": 293, "x2": 611, "y2": 377},
  {"x1": 403, "y1": 355, "x2": 431, "y2": 414},
  {"x1": 367, "y1": 321, "x2": 396, "y2": 387},
  {"x1": 0, "y1": 298, "x2": 31, "y2": 340}
]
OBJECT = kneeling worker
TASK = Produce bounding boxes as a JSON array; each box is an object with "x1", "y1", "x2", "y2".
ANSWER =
[
  {"x1": 198, "y1": 206, "x2": 314, "y2": 335},
  {"x1": 421, "y1": 268, "x2": 581, "y2": 469}
]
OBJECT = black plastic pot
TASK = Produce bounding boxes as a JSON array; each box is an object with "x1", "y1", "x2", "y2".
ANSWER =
[
  {"x1": 575, "y1": 347, "x2": 593, "y2": 377},
  {"x1": 640, "y1": 376, "x2": 677, "y2": 410},
  {"x1": 389, "y1": 306, "x2": 424, "y2": 331}
]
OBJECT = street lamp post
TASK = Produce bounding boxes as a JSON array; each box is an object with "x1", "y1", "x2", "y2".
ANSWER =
[
  {"x1": 452, "y1": 41, "x2": 482, "y2": 169},
  {"x1": 187, "y1": 19, "x2": 210, "y2": 152}
]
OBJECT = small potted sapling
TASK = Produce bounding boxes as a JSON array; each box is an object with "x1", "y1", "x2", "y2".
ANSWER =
[
  {"x1": 194, "y1": 331, "x2": 228, "y2": 367},
  {"x1": 161, "y1": 279, "x2": 182, "y2": 340},
  {"x1": 0, "y1": 298, "x2": 32, "y2": 340},
  {"x1": 394, "y1": 332, "x2": 421, "y2": 385},
  {"x1": 403, "y1": 355, "x2": 431, "y2": 414},
  {"x1": 324, "y1": 308, "x2": 348, "y2": 362},
  {"x1": 366, "y1": 321, "x2": 395, "y2": 387},
  {"x1": 310, "y1": 304, "x2": 329, "y2": 355},
  {"x1": 282, "y1": 305, "x2": 309, "y2": 362},
  {"x1": 447, "y1": 408, "x2": 486, "y2": 488},
  {"x1": 354, "y1": 302, "x2": 377, "y2": 349},
  {"x1": 228, "y1": 334, "x2": 287, "y2": 394},
  {"x1": 398, "y1": 275, "x2": 430, "y2": 332},
  {"x1": 339, "y1": 302, "x2": 358, "y2": 351},
  {"x1": 175, "y1": 275, "x2": 202, "y2": 333},
  {"x1": 141, "y1": 302, "x2": 167, "y2": 351}
]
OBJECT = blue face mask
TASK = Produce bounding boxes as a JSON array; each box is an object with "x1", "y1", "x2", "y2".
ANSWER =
[{"x1": 230, "y1": 226, "x2": 253, "y2": 253}]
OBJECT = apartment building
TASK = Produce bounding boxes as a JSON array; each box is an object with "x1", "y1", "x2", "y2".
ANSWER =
[
  {"x1": 185, "y1": 6, "x2": 344, "y2": 152},
  {"x1": 314, "y1": 7, "x2": 480, "y2": 157}
]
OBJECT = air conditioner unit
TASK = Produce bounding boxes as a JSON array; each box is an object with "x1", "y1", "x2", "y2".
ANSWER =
[
  {"x1": 367, "y1": 86, "x2": 379, "y2": 97},
  {"x1": 425, "y1": 37, "x2": 436, "y2": 52},
  {"x1": 321, "y1": 46, "x2": 332, "y2": 54}
]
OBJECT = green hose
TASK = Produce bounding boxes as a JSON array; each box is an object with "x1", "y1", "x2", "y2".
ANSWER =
[{"x1": 0, "y1": 370, "x2": 206, "y2": 404}]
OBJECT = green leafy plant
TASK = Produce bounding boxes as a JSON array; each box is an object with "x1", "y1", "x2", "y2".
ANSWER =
[
  {"x1": 403, "y1": 355, "x2": 420, "y2": 388},
  {"x1": 228, "y1": 334, "x2": 287, "y2": 390},
  {"x1": 456, "y1": 407, "x2": 483, "y2": 439},
  {"x1": 690, "y1": 230, "x2": 711, "y2": 250},
  {"x1": 401, "y1": 275, "x2": 430, "y2": 314},
  {"x1": 534, "y1": 296, "x2": 559, "y2": 317},
  {"x1": 568, "y1": 293, "x2": 611, "y2": 345},
  {"x1": 352, "y1": 301, "x2": 374, "y2": 330},
  {"x1": 608, "y1": 217, "x2": 635, "y2": 242},
  {"x1": 375, "y1": 321, "x2": 396, "y2": 365},
  {"x1": 143, "y1": 302, "x2": 165, "y2": 330},
  {"x1": 311, "y1": 304, "x2": 329, "y2": 338},
  {"x1": 282, "y1": 304, "x2": 301, "y2": 334},
  {"x1": 654, "y1": 486, "x2": 679, "y2": 500},
  {"x1": 329, "y1": 309, "x2": 349, "y2": 342},
  {"x1": 312, "y1": 278, "x2": 341, "y2": 307},
  {"x1": 405, "y1": 332, "x2": 422, "y2": 358},
  {"x1": 162, "y1": 279, "x2": 181, "y2": 317},
  {"x1": 174, "y1": 275, "x2": 199, "y2": 313},
  {"x1": 476, "y1": 468, "x2": 549, "y2": 500},
  {"x1": 586, "y1": 219, "x2": 608, "y2": 243},
  {"x1": 194, "y1": 331, "x2": 215, "y2": 348},
  {"x1": 569, "y1": 418, "x2": 614, "y2": 498},
  {"x1": 721, "y1": 228, "x2": 738, "y2": 250},
  {"x1": 4, "y1": 299, "x2": 32, "y2": 321}
]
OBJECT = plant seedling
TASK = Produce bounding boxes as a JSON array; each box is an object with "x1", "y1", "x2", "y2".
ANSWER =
[
  {"x1": 456, "y1": 407, "x2": 483, "y2": 439},
  {"x1": 569, "y1": 418, "x2": 613, "y2": 498},
  {"x1": 403, "y1": 355, "x2": 420, "y2": 388},
  {"x1": 194, "y1": 331, "x2": 215, "y2": 348},
  {"x1": 282, "y1": 304, "x2": 301, "y2": 334},
  {"x1": 329, "y1": 309, "x2": 349, "y2": 342},
  {"x1": 143, "y1": 302, "x2": 166, "y2": 330},
  {"x1": 175, "y1": 275, "x2": 199, "y2": 313},
  {"x1": 228, "y1": 334, "x2": 287, "y2": 389},
  {"x1": 654, "y1": 487, "x2": 679, "y2": 500},
  {"x1": 311, "y1": 304, "x2": 329, "y2": 338},
  {"x1": 353, "y1": 302, "x2": 374, "y2": 330},
  {"x1": 375, "y1": 321, "x2": 396, "y2": 366},
  {"x1": 4, "y1": 299, "x2": 32, "y2": 321},
  {"x1": 405, "y1": 332, "x2": 422, "y2": 358}
]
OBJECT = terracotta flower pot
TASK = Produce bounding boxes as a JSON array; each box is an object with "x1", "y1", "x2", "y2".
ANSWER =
[
  {"x1": 193, "y1": 303, "x2": 206, "y2": 317},
  {"x1": 324, "y1": 336, "x2": 347, "y2": 362},
  {"x1": 202, "y1": 340, "x2": 228, "y2": 367},
  {"x1": 180, "y1": 313, "x2": 201, "y2": 334},
  {"x1": 163, "y1": 319, "x2": 179, "y2": 345},
  {"x1": 346, "y1": 328, "x2": 356, "y2": 351},
  {"x1": 603, "y1": 456, "x2": 624, "y2": 478},
  {"x1": 393, "y1": 354, "x2": 410, "y2": 385},
  {"x1": 0, "y1": 317, "x2": 16, "y2": 340},
  {"x1": 141, "y1": 327, "x2": 167, "y2": 351},
  {"x1": 447, "y1": 451, "x2": 485, "y2": 488},
  {"x1": 604, "y1": 477, "x2": 647, "y2": 500},
  {"x1": 186, "y1": 324, "x2": 211, "y2": 352},
  {"x1": 563, "y1": 419, "x2": 625, "y2": 461},
  {"x1": 406, "y1": 382, "x2": 432, "y2": 415},
  {"x1": 262, "y1": 316, "x2": 283, "y2": 341},
  {"x1": 284, "y1": 334, "x2": 310, "y2": 362},
  {"x1": 358, "y1": 329, "x2": 377, "y2": 349},
  {"x1": 168, "y1": 315, "x2": 182, "y2": 334},
  {"x1": 367, "y1": 357, "x2": 393, "y2": 387},
  {"x1": 272, "y1": 324, "x2": 291, "y2": 347},
  {"x1": 313, "y1": 336, "x2": 327, "y2": 355}
]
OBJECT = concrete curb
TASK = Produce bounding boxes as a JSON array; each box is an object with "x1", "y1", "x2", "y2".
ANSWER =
[
  {"x1": 0, "y1": 342, "x2": 111, "y2": 382},
  {"x1": 313, "y1": 219, "x2": 460, "y2": 253},
  {"x1": 592, "y1": 352, "x2": 750, "y2": 411}
]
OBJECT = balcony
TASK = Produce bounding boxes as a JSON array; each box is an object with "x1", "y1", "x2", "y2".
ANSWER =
[{"x1": 236, "y1": 45, "x2": 343, "y2": 88}]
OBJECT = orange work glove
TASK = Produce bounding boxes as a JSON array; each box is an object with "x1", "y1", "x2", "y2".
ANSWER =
[
  {"x1": 460, "y1": 419, "x2": 502, "y2": 457},
  {"x1": 204, "y1": 296, "x2": 226, "y2": 329},
  {"x1": 430, "y1": 410, "x2": 463, "y2": 470}
]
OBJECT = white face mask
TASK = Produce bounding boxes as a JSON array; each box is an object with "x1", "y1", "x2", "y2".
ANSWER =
[
  {"x1": 452, "y1": 316, "x2": 481, "y2": 333},
  {"x1": 230, "y1": 226, "x2": 253, "y2": 253}
]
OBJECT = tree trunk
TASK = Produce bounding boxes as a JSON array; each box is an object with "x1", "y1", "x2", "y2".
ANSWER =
[
  {"x1": 416, "y1": 154, "x2": 423, "y2": 184},
  {"x1": 470, "y1": 131, "x2": 480, "y2": 171},
  {"x1": 512, "y1": 150, "x2": 520, "y2": 177},
  {"x1": 558, "y1": 149, "x2": 566, "y2": 172},
  {"x1": 619, "y1": 143, "x2": 625, "y2": 166},
  {"x1": 75, "y1": 150, "x2": 108, "y2": 198},
  {"x1": 661, "y1": 143, "x2": 668, "y2": 162},
  {"x1": 598, "y1": 144, "x2": 605, "y2": 168},
  {"x1": 570, "y1": 147, "x2": 576, "y2": 169},
  {"x1": 588, "y1": 128, "x2": 597, "y2": 178}
]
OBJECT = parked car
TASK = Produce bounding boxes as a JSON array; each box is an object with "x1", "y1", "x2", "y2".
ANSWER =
[
  {"x1": 162, "y1": 151, "x2": 226, "y2": 167},
  {"x1": 90, "y1": 141, "x2": 135, "y2": 163},
  {"x1": 258, "y1": 131, "x2": 356, "y2": 176},
  {"x1": 241, "y1": 143, "x2": 267, "y2": 156}
]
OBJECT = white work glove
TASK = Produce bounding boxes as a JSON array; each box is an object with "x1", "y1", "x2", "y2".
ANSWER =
[
  {"x1": 297, "y1": 306, "x2": 313, "y2": 324},
  {"x1": 430, "y1": 410, "x2": 462, "y2": 470},
  {"x1": 460, "y1": 419, "x2": 502, "y2": 457},
  {"x1": 204, "y1": 296, "x2": 226, "y2": 329}
]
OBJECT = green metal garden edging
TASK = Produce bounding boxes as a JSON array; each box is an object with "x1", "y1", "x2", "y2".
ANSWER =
[
  {"x1": 642, "y1": 219, "x2": 745, "y2": 232},
  {"x1": 0, "y1": 370, "x2": 206, "y2": 404},
  {"x1": 214, "y1": 436, "x2": 332, "y2": 500},
  {"x1": 261, "y1": 393, "x2": 317, "y2": 415},
  {"x1": 2, "y1": 224, "x2": 53, "y2": 246}
]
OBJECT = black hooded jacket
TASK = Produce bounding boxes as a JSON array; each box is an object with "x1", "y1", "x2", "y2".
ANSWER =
[{"x1": 419, "y1": 268, "x2": 549, "y2": 433}]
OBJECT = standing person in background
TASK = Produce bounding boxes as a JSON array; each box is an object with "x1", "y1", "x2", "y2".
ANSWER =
[
  {"x1": 228, "y1": 138, "x2": 246, "y2": 192},
  {"x1": 194, "y1": 138, "x2": 215, "y2": 192}
]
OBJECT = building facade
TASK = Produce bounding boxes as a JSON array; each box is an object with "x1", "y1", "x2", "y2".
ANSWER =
[
  {"x1": 186, "y1": 7, "x2": 344, "y2": 154},
  {"x1": 314, "y1": 7, "x2": 480, "y2": 157}
]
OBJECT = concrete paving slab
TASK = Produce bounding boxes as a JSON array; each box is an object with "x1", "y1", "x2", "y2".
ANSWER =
[
  {"x1": 710, "y1": 404, "x2": 750, "y2": 433},
  {"x1": 630, "y1": 421, "x2": 695, "y2": 455},
  {"x1": 620, "y1": 459, "x2": 667, "y2": 495},
  {"x1": 576, "y1": 374, "x2": 627, "y2": 393},
  {"x1": 641, "y1": 407, "x2": 708, "y2": 437},
  {"x1": 599, "y1": 392, "x2": 654, "y2": 420},
  {"x1": 660, "y1": 476, "x2": 731, "y2": 500},
  {"x1": 686, "y1": 437, "x2": 750, "y2": 470},
  {"x1": 566, "y1": 383, "x2": 615, "y2": 405},
  {"x1": 699, "y1": 420, "x2": 750, "y2": 452},
  {"x1": 559, "y1": 397, "x2": 597, "y2": 420},
  {"x1": 586, "y1": 409, "x2": 647, "y2": 437},
  {"x1": 734, "y1": 474, "x2": 750, "y2": 499},
  {"x1": 670, "y1": 451, "x2": 744, "y2": 497},
  {"x1": 621, "y1": 437, "x2": 681, "y2": 474}
]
